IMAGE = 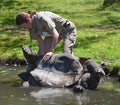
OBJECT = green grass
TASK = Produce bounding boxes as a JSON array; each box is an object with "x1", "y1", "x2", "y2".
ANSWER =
[{"x1": 0, "y1": 0, "x2": 120, "y2": 68}]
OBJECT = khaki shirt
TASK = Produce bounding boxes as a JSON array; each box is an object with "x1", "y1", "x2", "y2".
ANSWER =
[{"x1": 29, "y1": 11, "x2": 75, "y2": 39}]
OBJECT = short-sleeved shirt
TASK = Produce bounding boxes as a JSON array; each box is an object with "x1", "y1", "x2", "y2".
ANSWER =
[{"x1": 29, "y1": 11, "x2": 75, "y2": 40}]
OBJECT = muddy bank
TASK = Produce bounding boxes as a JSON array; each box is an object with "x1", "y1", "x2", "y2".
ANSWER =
[{"x1": 0, "y1": 58, "x2": 27, "y2": 66}]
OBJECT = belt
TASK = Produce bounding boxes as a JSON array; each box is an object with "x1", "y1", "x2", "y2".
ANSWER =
[{"x1": 64, "y1": 20, "x2": 70, "y2": 28}]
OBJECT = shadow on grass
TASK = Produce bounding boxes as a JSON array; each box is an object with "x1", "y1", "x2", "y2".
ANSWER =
[
  {"x1": 75, "y1": 31, "x2": 117, "y2": 49},
  {"x1": 54, "y1": 30, "x2": 117, "y2": 53}
]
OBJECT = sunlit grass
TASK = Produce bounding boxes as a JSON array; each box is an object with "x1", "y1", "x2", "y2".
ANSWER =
[{"x1": 0, "y1": 0, "x2": 120, "y2": 67}]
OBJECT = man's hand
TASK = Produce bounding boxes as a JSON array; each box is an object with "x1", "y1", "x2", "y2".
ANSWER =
[{"x1": 43, "y1": 52, "x2": 53, "y2": 61}]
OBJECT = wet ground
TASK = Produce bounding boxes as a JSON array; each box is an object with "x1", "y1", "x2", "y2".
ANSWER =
[{"x1": 0, "y1": 66, "x2": 120, "y2": 105}]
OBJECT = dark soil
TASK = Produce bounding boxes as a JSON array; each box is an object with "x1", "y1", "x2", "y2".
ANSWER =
[{"x1": 0, "y1": 58, "x2": 27, "y2": 66}]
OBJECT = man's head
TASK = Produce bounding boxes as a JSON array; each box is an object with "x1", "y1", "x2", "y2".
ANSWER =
[{"x1": 16, "y1": 11, "x2": 35, "y2": 29}]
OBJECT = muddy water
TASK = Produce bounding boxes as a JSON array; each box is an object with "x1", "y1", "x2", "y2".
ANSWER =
[{"x1": 0, "y1": 66, "x2": 120, "y2": 105}]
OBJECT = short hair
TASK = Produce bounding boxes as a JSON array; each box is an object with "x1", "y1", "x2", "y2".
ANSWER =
[
  {"x1": 16, "y1": 14, "x2": 28, "y2": 25},
  {"x1": 16, "y1": 11, "x2": 36, "y2": 25}
]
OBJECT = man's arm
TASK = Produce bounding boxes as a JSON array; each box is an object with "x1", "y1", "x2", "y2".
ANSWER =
[
  {"x1": 43, "y1": 28, "x2": 59, "y2": 61},
  {"x1": 37, "y1": 36, "x2": 45, "y2": 56}
]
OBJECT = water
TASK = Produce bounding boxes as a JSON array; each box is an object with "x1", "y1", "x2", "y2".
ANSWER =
[{"x1": 0, "y1": 66, "x2": 120, "y2": 105}]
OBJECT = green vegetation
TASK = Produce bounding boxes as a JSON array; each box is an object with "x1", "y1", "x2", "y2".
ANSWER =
[{"x1": 0, "y1": 0, "x2": 120, "y2": 68}]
